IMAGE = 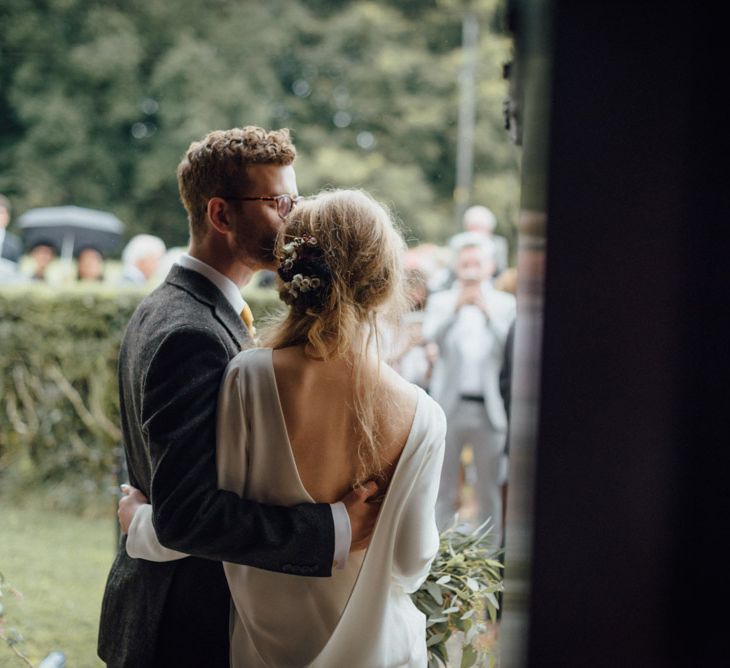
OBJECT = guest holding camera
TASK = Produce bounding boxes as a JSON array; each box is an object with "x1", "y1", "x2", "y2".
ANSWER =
[{"x1": 423, "y1": 235, "x2": 515, "y2": 539}]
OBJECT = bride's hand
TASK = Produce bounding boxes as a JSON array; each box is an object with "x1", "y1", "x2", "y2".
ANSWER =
[
  {"x1": 341, "y1": 480, "x2": 381, "y2": 552},
  {"x1": 118, "y1": 484, "x2": 149, "y2": 535}
]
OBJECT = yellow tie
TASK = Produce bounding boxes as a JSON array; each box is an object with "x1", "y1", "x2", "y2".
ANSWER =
[{"x1": 240, "y1": 303, "x2": 256, "y2": 339}]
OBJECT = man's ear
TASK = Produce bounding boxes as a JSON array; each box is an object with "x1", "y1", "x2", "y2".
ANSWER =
[{"x1": 207, "y1": 197, "x2": 232, "y2": 235}]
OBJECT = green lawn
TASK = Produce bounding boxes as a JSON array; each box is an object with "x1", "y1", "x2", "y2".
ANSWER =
[
  {"x1": 0, "y1": 493, "x2": 498, "y2": 667},
  {"x1": 0, "y1": 496, "x2": 117, "y2": 667}
]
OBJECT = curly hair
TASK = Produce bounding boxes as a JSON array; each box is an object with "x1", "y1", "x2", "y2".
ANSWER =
[
  {"x1": 262, "y1": 189, "x2": 410, "y2": 488},
  {"x1": 177, "y1": 126, "x2": 296, "y2": 241}
]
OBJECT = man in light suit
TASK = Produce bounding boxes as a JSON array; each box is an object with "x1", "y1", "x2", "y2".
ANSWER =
[
  {"x1": 423, "y1": 236, "x2": 516, "y2": 538},
  {"x1": 463, "y1": 205, "x2": 509, "y2": 277},
  {"x1": 0, "y1": 194, "x2": 22, "y2": 264}
]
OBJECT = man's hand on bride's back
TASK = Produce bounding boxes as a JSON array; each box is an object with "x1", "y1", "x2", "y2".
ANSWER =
[
  {"x1": 118, "y1": 483, "x2": 149, "y2": 535},
  {"x1": 341, "y1": 481, "x2": 381, "y2": 552},
  {"x1": 118, "y1": 479, "x2": 381, "y2": 550}
]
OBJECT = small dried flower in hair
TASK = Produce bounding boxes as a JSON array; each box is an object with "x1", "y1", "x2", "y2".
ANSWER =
[{"x1": 277, "y1": 234, "x2": 331, "y2": 308}]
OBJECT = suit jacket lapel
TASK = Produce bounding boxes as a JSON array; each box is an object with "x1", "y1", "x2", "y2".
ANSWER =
[
  {"x1": 213, "y1": 300, "x2": 250, "y2": 350},
  {"x1": 165, "y1": 264, "x2": 249, "y2": 350}
]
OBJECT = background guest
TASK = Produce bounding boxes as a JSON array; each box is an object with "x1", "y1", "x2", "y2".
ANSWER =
[
  {"x1": 423, "y1": 236, "x2": 516, "y2": 538},
  {"x1": 119, "y1": 234, "x2": 166, "y2": 285},
  {"x1": 429, "y1": 204, "x2": 510, "y2": 293},
  {"x1": 28, "y1": 242, "x2": 57, "y2": 281},
  {"x1": 0, "y1": 194, "x2": 23, "y2": 264},
  {"x1": 76, "y1": 246, "x2": 105, "y2": 282},
  {"x1": 153, "y1": 246, "x2": 187, "y2": 284},
  {"x1": 493, "y1": 266, "x2": 518, "y2": 295},
  {"x1": 461, "y1": 205, "x2": 509, "y2": 276},
  {"x1": 387, "y1": 268, "x2": 435, "y2": 390}
]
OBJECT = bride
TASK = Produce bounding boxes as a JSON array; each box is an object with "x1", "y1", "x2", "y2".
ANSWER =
[{"x1": 119, "y1": 189, "x2": 446, "y2": 667}]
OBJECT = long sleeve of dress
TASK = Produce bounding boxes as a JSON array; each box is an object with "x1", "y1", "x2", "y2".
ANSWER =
[{"x1": 391, "y1": 407, "x2": 447, "y2": 593}]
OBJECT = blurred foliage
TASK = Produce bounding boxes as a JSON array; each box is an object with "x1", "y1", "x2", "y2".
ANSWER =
[
  {"x1": 0, "y1": 0, "x2": 518, "y2": 250},
  {"x1": 0, "y1": 283, "x2": 279, "y2": 511}
]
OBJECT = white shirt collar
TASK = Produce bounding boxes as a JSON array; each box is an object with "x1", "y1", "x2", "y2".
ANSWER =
[{"x1": 176, "y1": 253, "x2": 245, "y2": 315}]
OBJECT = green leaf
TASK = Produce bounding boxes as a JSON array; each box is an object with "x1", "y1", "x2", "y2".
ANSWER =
[
  {"x1": 426, "y1": 581, "x2": 443, "y2": 605},
  {"x1": 461, "y1": 609, "x2": 475, "y2": 620},
  {"x1": 430, "y1": 641, "x2": 449, "y2": 665},
  {"x1": 465, "y1": 623, "x2": 479, "y2": 644},
  {"x1": 418, "y1": 597, "x2": 442, "y2": 616},
  {"x1": 427, "y1": 632, "x2": 447, "y2": 647},
  {"x1": 431, "y1": 621, "x2": 450, "y2": 636},
  {"x1": 466, "y1": 577, "x2": 480, "y2": 592},
  {"x1": 440, "y1": 582, "x2": 463, "y2": 595},
  {"x1": 436, "y1": 575, "x2": 451, "y2": 585},
  {"x1": 460, "y1": 644, "x2": 478, "y2": 668}
]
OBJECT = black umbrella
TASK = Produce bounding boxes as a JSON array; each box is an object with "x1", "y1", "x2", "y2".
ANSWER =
[{"x1": 16, "y1": 206, "x2": 124, "y2": 258}]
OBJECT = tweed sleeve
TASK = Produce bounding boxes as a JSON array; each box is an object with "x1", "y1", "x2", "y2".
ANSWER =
[{"x1": 141, "y1": 326, "x2": 335, "y2": 575}]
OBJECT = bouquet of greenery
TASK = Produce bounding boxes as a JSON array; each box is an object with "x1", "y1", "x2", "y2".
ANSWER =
[{"x1": 411, "y1": 520, "x2": 504, "y2": 668}]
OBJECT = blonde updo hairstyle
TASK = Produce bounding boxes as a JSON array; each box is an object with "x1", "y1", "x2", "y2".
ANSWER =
[{"x1": 262, "y1": 189, "x2": 410, "y2": 487}]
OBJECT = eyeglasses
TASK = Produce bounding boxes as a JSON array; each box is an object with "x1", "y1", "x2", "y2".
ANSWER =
[{"x1": 223, "y1": 194, "x2": 302, "y2": 219}]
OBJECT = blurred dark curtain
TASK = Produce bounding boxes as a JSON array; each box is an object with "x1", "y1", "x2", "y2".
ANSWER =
[{"x1": 501, "y1": 1, "x2": 728, "y2": 666}]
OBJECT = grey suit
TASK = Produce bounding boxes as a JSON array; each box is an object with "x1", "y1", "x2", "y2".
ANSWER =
[
  {"x1": 0, "y1": 230, "x2": 22, "y2": 263},
  {"x1": 423, "y1": 283, "x2": 516, "y2": 535},
  {"x1": 98, "y1": 265, "x2": 335, "y2": 668}
]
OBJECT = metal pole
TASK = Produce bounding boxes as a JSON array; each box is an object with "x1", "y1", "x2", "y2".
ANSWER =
[{"x1": 454, "y1": 10, "x2": 479, "y2": 232}]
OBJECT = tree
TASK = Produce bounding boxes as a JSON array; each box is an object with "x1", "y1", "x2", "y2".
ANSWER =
[{"x1": 0, "y1": 0, "x2": 517, "y2": 249}]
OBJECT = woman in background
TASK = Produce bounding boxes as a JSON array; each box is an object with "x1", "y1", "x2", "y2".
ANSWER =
[{"x1": 76, "y1": 246, "x2": 105, "y2": 282}]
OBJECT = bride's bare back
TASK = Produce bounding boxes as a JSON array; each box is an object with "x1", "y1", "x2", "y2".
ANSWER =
[{"x1": 272, "y1": 345, "x2": 418, "y2": 504}]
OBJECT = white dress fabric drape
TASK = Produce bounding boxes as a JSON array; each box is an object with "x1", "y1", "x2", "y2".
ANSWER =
[{"x1": 127, "y1": 347, "x2": 446, "y2": 667}]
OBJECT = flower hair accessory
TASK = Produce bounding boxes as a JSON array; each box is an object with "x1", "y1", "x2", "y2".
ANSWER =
[{"x1": 277, "y1": 234, "x2": 331, "y2": 308}]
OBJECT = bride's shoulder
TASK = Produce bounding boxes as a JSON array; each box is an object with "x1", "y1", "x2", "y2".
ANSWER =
[
  {"x1": 423, "y1": 393, "x2": 447, "y2": 437},
  {"x1": 223, "y1": 347, "x2": 272, "y2": 380},
  {"x1": 378, "y1": 365, "x2": 442, "y2": 431},
  {"x1": 393, "y1": 375, "x2": 446, "y2": 441},
  {"x1": 229, "y1": 346, "x2": 270, "y2": 365},
  {"x1": 379, "y1": 362, "x2": 418, "y2": 403}
]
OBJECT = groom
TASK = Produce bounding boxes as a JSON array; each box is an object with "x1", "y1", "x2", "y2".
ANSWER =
[{"x1": 98, "y1": 126, "x2": 379, "y2": 667}]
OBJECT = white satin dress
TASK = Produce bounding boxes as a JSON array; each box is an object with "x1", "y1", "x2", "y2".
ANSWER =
[{"x1": 127, "y1": 347, "x2": 446, "y2": 668}]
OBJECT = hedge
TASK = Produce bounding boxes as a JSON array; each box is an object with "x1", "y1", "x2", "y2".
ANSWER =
[{"x1": 0, "y1": 282, "x2": 280, "y2": 513}]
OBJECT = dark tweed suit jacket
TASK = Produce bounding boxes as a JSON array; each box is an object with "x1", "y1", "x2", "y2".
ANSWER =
[{"x1": 98, "y1": 265, "x2": 335, "y2": 668}]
